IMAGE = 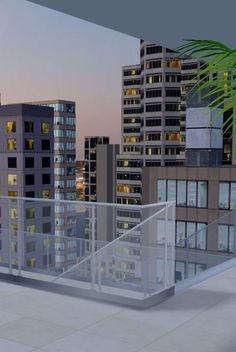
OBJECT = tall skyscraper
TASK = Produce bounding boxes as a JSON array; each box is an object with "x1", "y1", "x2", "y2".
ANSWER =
[
  {"x1": 28, "y1": 99, "x2": 77, "y2": 270},
  {"x1": 116, "y1": 41, "x2": 200, "y2": 235},
  {"x1": 0, "y1": 103, "x2": 55, "y2": 269}
]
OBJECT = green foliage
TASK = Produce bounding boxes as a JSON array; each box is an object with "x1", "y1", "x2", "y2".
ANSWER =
[{"x1": 177, "y1": 39, "x2": 236, "y2": 133}]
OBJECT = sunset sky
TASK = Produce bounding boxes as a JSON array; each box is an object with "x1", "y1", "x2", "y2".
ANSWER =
[{"x1": 0, "y1": 0, "x2": 139, "y2": 159}]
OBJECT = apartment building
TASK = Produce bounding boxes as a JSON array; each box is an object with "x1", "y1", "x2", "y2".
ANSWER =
[
  {"x1": 0, "y1": 103, "x2": 55, "y2": 269},
  {"x1": 29, "y1": 100, "x2": 77, "y2": 270}
]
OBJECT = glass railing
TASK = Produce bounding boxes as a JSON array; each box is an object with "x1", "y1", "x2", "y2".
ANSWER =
[
  {"x1": 0, "y1": 196, "x2": 175, "y2": 301},
  {"x1": 175, "y1": 210, "x2": 236, "y2": 285}
]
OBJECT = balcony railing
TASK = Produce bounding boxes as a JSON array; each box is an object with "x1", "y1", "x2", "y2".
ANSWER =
[{"x1": 0, "y1": 196, "x2": 175, "y2": 308}]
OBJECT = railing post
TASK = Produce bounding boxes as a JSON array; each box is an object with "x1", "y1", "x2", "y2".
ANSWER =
[
  {"x1": 98, "y1": 251, "x2": 102, "y2": 292},
  {"x1": 17, "y1": 198, "x2": 23, "y2": 276},
  {"x1": 47, "y1": 233, "x2": 50, "y2": 271},
  {"x1": 164, "y1": 204, "x2": 168, "y2": 288},
  {"x1": 91, "y1": 204, "x2": 96, "y2": 290},
  {"x1": 8, "y1": 198, "x2": 12, "y2": 275}
]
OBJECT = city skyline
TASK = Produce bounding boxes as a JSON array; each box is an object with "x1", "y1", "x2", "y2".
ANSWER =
[{"x1": 0, "y1": 0, "x2": 139, "y2": 159}]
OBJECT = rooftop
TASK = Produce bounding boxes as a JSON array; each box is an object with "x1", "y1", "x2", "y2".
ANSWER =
[{"x1": 0, "y1": 265, "x2": 236, "y2": 352}]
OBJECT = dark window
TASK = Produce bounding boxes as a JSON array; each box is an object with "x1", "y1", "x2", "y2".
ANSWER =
[
  {"x1": 42, "y1": 157, "x2": 50, "y2": 168},
  {"x1": 42, "y1": 206, "x2": 51, "y2": 217},
  {"x1": 146, "y1": 118, "x2": 162, "y2": 127},
  {"x1": 8, "y1": 157, "x2": 17, "y2": 168},
  {"x1": 26, "y1": 241, "x2": 36, "y2": 253},
  {"x1": 42, "y1": 174, "x2": 51, "y2": 184},
  {"x1": 24, "y1": 121, "x2": 34, "y2": 133},
  {"x1": 25, "y1": 175, "x2": 35, "y2": 186},
  {"x1": 43, "y1": 223, "x2": 51, "y2": 233},
  {"x1": 41, "y1": 140, "x2": 50, "y2": 150},
  {"x1": 165, "y1": 118, "x2": 180, "y2": 126},
  {"x1": 146, "y1": 89, "x2": 162, "y2": 98},
  {"x1": 25, "y1": 191, "x2": 35, "y2": 198},
  {"x1": 166, "y1": 89, "x2": 181, "y2": 97},
  {"x1": 25, "y1": 157, "x2": 34, "y2": 168},
  {"x1": 146, "y1": 104, "x2": 162, "y2": 112},
  {"x1": 146, "y1": 46, "x2": 162, "y2": 54},
  {"x1": 43, "y1": 254, "x2": 51, "y2": 266},
  {"x1": 123, "y1": 79, "x2": 141, "y2": 86}
]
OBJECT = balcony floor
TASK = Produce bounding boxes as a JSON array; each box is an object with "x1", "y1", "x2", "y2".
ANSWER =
[{"x1": 0, "y1": 267, "x2": 236, "y2": 352}]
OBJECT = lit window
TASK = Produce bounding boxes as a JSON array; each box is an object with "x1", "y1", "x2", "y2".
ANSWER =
[
  {"x1": 26, "y1": 225, "x2": 36, "y2": 234},
  {"x1": 8, "y1": 191, "x2": 18, "y2": 197},
  {"x1": 8, "y1": 174, "x2": 17, "y2": 185},
  {"x1": 6, "y1": 121, "x2": 16, "y2": 133},
  {"x1": 25, "y1": 139, "x2": 34, "y2": 150},
  {"x1": 26, "y1": 257, "x2": 36, "y2": 268},
  {"x1": 42, "y1": 190, "x2": 50, "y2": 199},
  {"x1": 26, "y1": 208, "x2": 35, "y2": 219},
  {"x1": 41, "y1": 122, "x2": 50, "y2": 134},
  {"x1": 10, "y1": 224, "x2": 18, "y2": 235},
  {"x1": 10, "y1": 208, "x2": 18, "y2": 219},
  {"x1": 7, "y1": 139, "x2": 17, "y2": 151},
  {"x1": 11, "y1": 241, "x2": 18, "y2": 253}
]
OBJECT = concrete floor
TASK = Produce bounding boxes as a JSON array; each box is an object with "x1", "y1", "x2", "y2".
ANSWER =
[{"x1": 0, "y1": 267, "x2": 236, "y2": 352}]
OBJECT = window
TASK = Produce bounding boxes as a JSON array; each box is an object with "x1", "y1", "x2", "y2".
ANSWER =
[
  {"x1": 146, "y1": 45, "x2": 162, "y2": 54},
  {"x1": 43, "y1": 254, "x2": 52, "y2": 266},
  {"x1": 7, "y1": 139, "x2": 17, "y2": 151},
  {"x1": 25, "y1": 191, "x2": 35, "y2": 198},
  {"x1": 146, "y1": 104, "x2": 162, "y2": 112},
  {"x1": 25, "y1": 175, "x2": 34, "y2": 186},
  {"x1": 187, "y1": 181, "x2": 197, "y2": 207},
  {"x1": 6, "y1": 121, "x2": 16, "y2": 133},
  {"x1": 25, "y1": 139, "x2": 34, "y2": 150},
  {"x1": 42, "y1": 190, "x2": 50, "y2": 199},
  {"x1": 10, "y1": 224, "x2": 18, "y2": 235},
  {"x1": 157, "y1": 180, "x2": 207, "y2": 208},
  {"x1": 8, "y1": 157, "x2": 17, "y2": 168},
  {"x1": 176, "y1": 221, "x2": 185, "y2": 247},
  {"x1": 146, "y1": 75, "x2": 162, "y2": 84},
  {"x1": 42, "y1": 157, "x2": 50, "y2": 168},
  {"x1": 167, "y1": 180, "x2": 176, "y2": 201},
  {"x1": 24, "y1": 121, "x2": 34, "y2": 133},
  {"x1": 27, "y1": 258, "x2": 36, "y2": 268},
  {"x1": 26, "y1": 241, "x2": 36, "y2": 253},
  {"x1": 41, "y1": 122, "x2": 50, "y2": 134},
  {"x1": 177, "y1": 181, "x2": 186, "y2": 206},
  {"x1": 197, "y1": 181, "x2": 207, "y2": 208},
  {"x1": 41, "y1": 140, "x2": 50, "y2": 150},
  {"x1": 157, "y1": 180, "x2": 166, "y2": 202},
  {"x1": 25, "y1": 157, "x2": 34, "y2": 168},
  {"x1": 43, "y1": 223, "x2": 51, "y2": 234},
  {"x1": 42, "y1": 206, "x2": 51, "y2": 217},
  {"x1": 218, "y1": 225, "x2": 235, "y2": 252},
  {"x1": 26, "y1": 208, "x2": 35, "y2": 219},
  {"x1": 176, "y1": 221, "x2": 207, "y2": 250},
  {"x1": 146, "y1": 89, "x2": 162, "y2": 98},
  {"x1": 219, "y1": 182, "x2": 236, "y2": 209},
  {"x1": 42, "y1": 174, "x2": 50, "y2": 185},
  {"x1": 8, "y1": 191, "x2": 18, "y2": 197},
  {"x1": 145, "y1": 60, "x2": 162, "y2": 69},
  {"x1": 11, "y1": 241, "x2": 18, "y2": 253},
  {"x1": 8, "y1": 174, "x2": 17, "y2": 185},
  {"x1": 10, "y1": 208, "x2": 17, "y2": 219}
]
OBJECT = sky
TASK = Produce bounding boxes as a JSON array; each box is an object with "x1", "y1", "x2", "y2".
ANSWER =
[{"x1": 0, "y1": 0, "x2": 139, "y2": 159}]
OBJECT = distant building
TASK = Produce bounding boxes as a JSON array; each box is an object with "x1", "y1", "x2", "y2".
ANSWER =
[
  {"x1": 0, "y1": 103, "x2": 55, "y2": 269},
  {"x1": 76, "y1": 161, "x2": 85, "y2": 201}
]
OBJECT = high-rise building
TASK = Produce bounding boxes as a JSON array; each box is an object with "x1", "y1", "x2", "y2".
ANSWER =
[
  {"x1": 84, "y1": 136, "x2": 109, "y2": 203},
  {"x1": 76, "y1": 161, "x2": 85, "y2": 201},
  {"x1": 116, "y1": 41, "x2": 200, "y2": 235},
  {"x1": 28, "y1": 99, "x2": 77, "y2": 270},
  {"x1": 0, "y1": 103, "x2": 55, "y2": 269}
]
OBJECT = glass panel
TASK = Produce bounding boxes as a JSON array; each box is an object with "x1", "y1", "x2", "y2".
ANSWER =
[
  {"x1": 175, "y1": 261, "x2": 185, "y2": 281},
  {"x1": 157, "y1": 180, "x2": 166, "y2": 202},
  {"x1": 229, "y1": 226, "x2": 235, "y2": 253},
  {"x1": 219, "y1": 183, "x2": 230, "y2": 209},
  {"x1": 197, "y1": 181, "x2": 207, "y2": 208},
  {"x1": 187, "y1": 263, "x2": 195, "y2": 278},
  {"x1": 218, "y1": 225, "x2": 228, "y2": 251},
  {"x1": 230, "y1": 183, "x2": 236, "y2": 209},
  {"x1": 187, "y1": 181, "x2": 197, "y2": 207},
  {"x1": 177, "y1": 180, "x2": 186, "y2": 206},
  {"x1": 187, "y1": 222, "x2": 196, "y2": 248},
  {"x1": 196, "y1": 223, "x2": 207, "y2": 250},
  {"x1": 167, "y1": 180, "x2": 176, "y2": 201},
  {"x1": 176, "y1": 221, "x2": 185, "y2": 247}
]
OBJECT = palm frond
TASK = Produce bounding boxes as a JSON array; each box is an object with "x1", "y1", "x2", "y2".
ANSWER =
[{"x1": 177, "y1": 39, "x2": 236, "y2": 133}]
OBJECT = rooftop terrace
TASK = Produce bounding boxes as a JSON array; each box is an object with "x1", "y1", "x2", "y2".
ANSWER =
[{"x1": 0, "y1": 265, "x2": 236, "y2": 352}]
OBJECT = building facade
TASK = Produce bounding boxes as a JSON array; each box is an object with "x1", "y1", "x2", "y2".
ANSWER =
[
  {"x1": 0, "y1": 103, "x2": 55, "y2": 269},
  {"x1": 29, "y1": 100, "x2": 77, "y2": 270}
]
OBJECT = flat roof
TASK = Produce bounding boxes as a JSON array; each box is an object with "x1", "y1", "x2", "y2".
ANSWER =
[{"x1": 0, "y1": 266, "x2": 236, "y2": 351}]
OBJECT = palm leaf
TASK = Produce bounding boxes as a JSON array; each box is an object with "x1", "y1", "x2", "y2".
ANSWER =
[{"x1": 177, "y1": 39, "x2": 236, "y2": 133}]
